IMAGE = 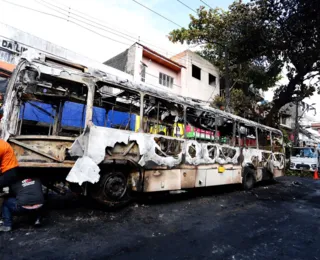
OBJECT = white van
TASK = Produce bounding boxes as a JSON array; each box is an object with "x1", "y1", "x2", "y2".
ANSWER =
[{"x1": 290, "y1": 147, "x2": 318, "y2": 172}]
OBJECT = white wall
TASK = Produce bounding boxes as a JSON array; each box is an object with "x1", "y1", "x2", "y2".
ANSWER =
[
  {"x1": 131, "y1": 44, "x2": 143, "y2": 81},
  {"x1": 172, "y1": 50, "x2": 220, "y2": 102},
  {"x1": 127, "y1": 43, "x2": 182, "y2": 95},
  {"x1": 141, "y1": 56, "x2": 182, "y2": 95},
  {"x1": 280, "y1": 115, "x2": 294, "y2": 129},
  {"x1": 0, "y1": 22, "x2": 132, "y2": 81}
]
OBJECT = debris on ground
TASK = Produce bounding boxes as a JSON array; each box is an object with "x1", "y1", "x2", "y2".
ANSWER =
[
  {"x1": 1, "y1": 176, "x2": 320, "y2": 260},
  {"x1": 291, "y1": 181, "x2": 303, "y2": 187}
]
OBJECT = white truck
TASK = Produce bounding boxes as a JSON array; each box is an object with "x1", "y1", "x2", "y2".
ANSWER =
[{"x1": 290, "y1": 147, "x2": 318, "y2": 172}]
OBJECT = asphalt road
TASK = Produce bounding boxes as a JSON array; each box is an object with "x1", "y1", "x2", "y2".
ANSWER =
[{"x1": 1, "y1": 176, "x2": 320, "y2": 260}]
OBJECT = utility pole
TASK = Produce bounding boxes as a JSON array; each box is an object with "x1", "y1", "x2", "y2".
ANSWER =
[
  {"x1": 294, "y1": 99, "x2": 299, "y2": 146},
  {"x1": 224, "y1": 46, "x2": 231, "y2": 112}
]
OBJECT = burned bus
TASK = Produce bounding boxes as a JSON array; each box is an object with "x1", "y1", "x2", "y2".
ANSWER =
[{"x1": 0, "y1": 52, "x2": 285, "y2": 207}]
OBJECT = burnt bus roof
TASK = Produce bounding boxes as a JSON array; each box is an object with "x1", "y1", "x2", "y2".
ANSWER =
[{"x1": 18, "y1": 52, "x2": 283, "y2": 136}]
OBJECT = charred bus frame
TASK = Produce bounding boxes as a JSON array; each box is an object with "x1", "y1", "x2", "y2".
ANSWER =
[{"x1": 0, "y1": 53, "x2": 285, "y2": 207}]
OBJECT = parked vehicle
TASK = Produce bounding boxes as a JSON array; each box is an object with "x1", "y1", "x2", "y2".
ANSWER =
[
  {"x1": 290, "y1": 147, "x2": 318, "y2": 172},
  {"x1": 0, "y1": 52, "x2": 285, "y2": 208}
]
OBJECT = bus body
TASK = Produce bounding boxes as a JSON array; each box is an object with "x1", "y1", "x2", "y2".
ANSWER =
[
  {"x1": 290, "y1": 147, "x2": 318, "y2": 172},
  {"x1": 0, "y1": 52, "x2": 285, "y2": 207}
]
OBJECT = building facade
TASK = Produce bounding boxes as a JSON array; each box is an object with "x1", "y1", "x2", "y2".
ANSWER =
[
  {"x1": 279, "y1": 103, "x2": 320, "y2": 146},
  {"x1": 279, "y1": 103, "x2": 297, "y2": 130},
  {"x1": 171, "y1": 50, "x2": 220, "y2": 102},
  {"x1": 104, "y1": 43, "x2": 185, "y2": 96},
  {"x1": 105, "y1": 44, "x2": 220, "y2": 102}
]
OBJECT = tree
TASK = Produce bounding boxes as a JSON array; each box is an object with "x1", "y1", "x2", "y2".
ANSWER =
[
  {"x1": 212, "y1": 88, "x2": 268, "y2": 121},
  {"x1": 169, "y1": 3, "x2": 282, "y2": 117},
  {"x1": 169, "y1": 0, "x2": 320, "y2": 126},
  {"x1": 252, "y1": 0, "x2": 320, "y2": 126}
]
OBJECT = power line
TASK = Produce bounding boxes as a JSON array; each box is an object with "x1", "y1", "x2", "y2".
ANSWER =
[
  {"x1": 1, "y1": 0, "x2": 132, "y2": 46},
  {"x1": 129, "y1": 0, "x2": 222, "y2": 71},
  {"x1": 132, "y1": 0, "x2": 183, "y2": 28},
  {"x1": 177, "y1": 0, "x2": 197, "y2": 14},
  {"x1": 37, "y1": 0, "x2": 213, "y2": 69},
  {"x1": 37, "y1": 0, "x2": 183, "y2": 60},
  {"x1": 54, "y1": 0, "x2": 140, "y2": 39},
  {"x1": 36, "y1": 0, "x2": 203, "y2": 68},
  {"x1": 200, "y1": 0, "x2": 214, "y2": 9},
  {"x1": 1, "y1": 0, "x2": 220, "y2": 74},
  {"x1": 3, "y1": 0, "x2": 175, "y2": 62},
  {"x1": 36, "y1": 0, "x2": 220, "y2": 73},
  {"x1": 36, "y1": 0, "x2": 136, "y2": 44},
  {"x1": 37, "y1": 0, "x2": 138, "y2": 43},
  {"x1": 1, "y1": 26, "x2": 220, "y2": 99}
]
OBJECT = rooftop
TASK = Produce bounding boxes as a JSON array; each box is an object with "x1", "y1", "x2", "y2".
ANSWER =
[{"x1": 137, "y1": 42, "x2": 185, "y2": 72}]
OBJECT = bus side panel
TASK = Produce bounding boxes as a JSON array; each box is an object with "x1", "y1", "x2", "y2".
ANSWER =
[
  {"x1": 181, "y1": 169, "x2": 196, "y2": 189},
  {"x1": 273, "y1": 168, "x2": 284, "y2": 178},
  {"x1": 206, "y1": 167, "x2": 242, "y2": 186},
  {"x1": 195, "y1": 169, "x2": 206, "y2": 187},
  {"x1": 144, "y1": 169, "x2": 181, "y2": 192}
]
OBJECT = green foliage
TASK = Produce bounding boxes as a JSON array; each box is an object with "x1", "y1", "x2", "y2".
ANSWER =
[
  {"x1": 253, "y1": 0, "x2": 320, "y2": 125},
  {"x1": 169, "y1": 0, "x2": 320, "y2": 126},
  {"x1": 280, "y1": 128, "x2": 292, "y2": 147},
  {"x1": 169, "y1": 3, "x2": 282, "y2": 93},
  {"x1": 286, "y1": 169, "x2": 313, "y2": 178},
  {"x1": 212, "y1": 88, "x2": 261, "y2": 119}
]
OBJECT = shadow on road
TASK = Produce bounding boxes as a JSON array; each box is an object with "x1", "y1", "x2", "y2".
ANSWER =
[{"x1": 41, "y1": 179, "x2": 279, "y2": 213}]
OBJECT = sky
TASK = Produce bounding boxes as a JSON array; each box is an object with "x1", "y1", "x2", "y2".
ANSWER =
[
  {"x1": 0, "y1": 0, "x2": 318, "y2": 122},
  {"x1": 0, "y1": 0, "x2": 237, "y2": 62}
]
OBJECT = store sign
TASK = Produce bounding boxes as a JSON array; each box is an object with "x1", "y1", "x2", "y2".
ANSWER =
[{"x1": 0, "y1": 38, "x2": 28, "y2": 54}]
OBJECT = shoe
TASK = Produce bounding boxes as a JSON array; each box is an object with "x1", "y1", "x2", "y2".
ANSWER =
[
  {"x1": 0, "y1": 226, "x2": 11, "y2": 232},
  {"x1": 34, "y1": 217, "x2": 41, "y2": 227}
]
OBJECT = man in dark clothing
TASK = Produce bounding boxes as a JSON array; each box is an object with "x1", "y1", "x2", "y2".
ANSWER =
[{"x1": 0, "y1": 177, "x2": 44, "y2": 232}]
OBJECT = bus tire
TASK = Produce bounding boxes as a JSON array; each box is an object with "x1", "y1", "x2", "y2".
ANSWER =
[
  {"x1": 242, "y1": 168, "x2": 256, "y2": 191},
  {"x1": 267, "y1": 171, "x2": 276, "y2": 183},
  {"x1": 90, "y1": 170, "x2": 132, "y2": 209}
]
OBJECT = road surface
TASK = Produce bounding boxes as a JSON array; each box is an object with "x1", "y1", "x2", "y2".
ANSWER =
[{"x1": 1, "y1": 176, "x2": 320, "y2": 260}]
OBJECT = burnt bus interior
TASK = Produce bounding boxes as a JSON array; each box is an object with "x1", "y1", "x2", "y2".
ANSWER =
[
  {"x1": 143, "y1": 94, "x2": 184, "y2": 135},
  {"x1": 93, "y1": 83, "x2": 140, "y2": 131},
  {"x1": 18, "y1": 69, "x2": 88, "y2": 137},
  {"x1": 14, "y1": 65, "x2": 282, "y2": 156}
]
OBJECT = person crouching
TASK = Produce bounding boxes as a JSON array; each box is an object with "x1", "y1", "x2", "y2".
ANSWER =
[{"x1": 0, "y1": 177, "x2": 44, "y2": 232}]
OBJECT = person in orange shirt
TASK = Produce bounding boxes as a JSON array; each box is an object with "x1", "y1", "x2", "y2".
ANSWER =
[
  {"x1": 0, "y1": 139, "x2": 19, "y2": 228},
  {"x1": 0, "y1": 139, "x2": 19, "y2": 187},
  {"x1": 0, "y1": 139, "x2": 43, "y2": 232}
]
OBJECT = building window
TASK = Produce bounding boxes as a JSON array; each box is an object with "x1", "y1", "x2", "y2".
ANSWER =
[
  {"x1": 159, "y1": 72, "x2": 174, "y2": 88},
  {"x1": 140, "y1": 62, "x2": 147, "y2": 82},
  {"x1": 209, "y1": 73, "x2": 216, "y2": 86},
  {"x1": 192, "y1": 64, "x2": 201, "y2": 80},
  {"x1": 281, "y1": 116, "x2": 288, "y2": 125}
]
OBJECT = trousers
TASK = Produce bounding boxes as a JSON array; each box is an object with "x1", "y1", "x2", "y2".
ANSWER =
[{"x1": 2, "y1": 197, "x2": 41, "y2": 227}]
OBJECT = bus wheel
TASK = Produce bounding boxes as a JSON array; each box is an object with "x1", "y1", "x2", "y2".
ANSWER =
[
  {"x1": 91, "y1": 171, "x2": 132, "y2": 209},
  {"x1": 243, "y1": 168, "x2": 256, "y2": 191}
]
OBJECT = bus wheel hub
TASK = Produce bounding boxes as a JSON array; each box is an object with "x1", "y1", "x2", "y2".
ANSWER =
[{"x1": 103, "y1": 173, "x2": 127, "y2": 200}]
